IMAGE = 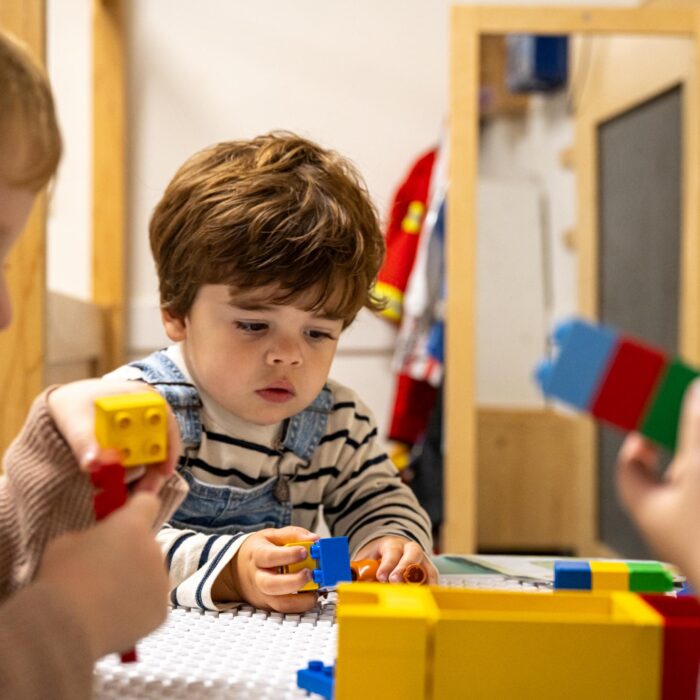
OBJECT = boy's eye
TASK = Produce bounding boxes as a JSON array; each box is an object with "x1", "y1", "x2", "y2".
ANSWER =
[
  {"x1": 306, "y1": 329, "x2": 335, "y2": 341},
  {"x1": 235, "y1": 321, "x2": 268, "y2": 333}
]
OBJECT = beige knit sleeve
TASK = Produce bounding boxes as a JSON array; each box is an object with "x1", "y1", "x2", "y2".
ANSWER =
[
  {"x1": 0, "y1": 387, "x2": 188, "y2": 600},
  {"x1": 0, "y1": 581, "x2": 94, "y2": 700}
]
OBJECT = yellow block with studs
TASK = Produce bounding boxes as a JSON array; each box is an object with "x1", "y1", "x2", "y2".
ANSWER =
[
  {"x1": 283, "y1": 541, "x2": 319, "y2": 591},
  {"x1": 590, "y1": 560, "x2": 630, "y2": 591},
  {"x1": 95, "y1": 392, "x2": 167, "y2": 467}
]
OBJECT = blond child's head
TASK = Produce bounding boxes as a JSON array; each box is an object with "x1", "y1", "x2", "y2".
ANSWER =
[
  {"x1": 150, "y1": 132, "x2": 385, "y2": 329},
  {"x1": 0, "y1": 29, "x2": 61, "y2": 191},
  {"x1": 0, "y1": 29, "x2": 61, "y2": 329}
]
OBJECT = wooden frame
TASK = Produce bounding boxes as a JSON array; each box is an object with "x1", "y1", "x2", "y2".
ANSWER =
[
  {"x1": 447, "y1": 5, "x2": 700, "y2": 553},
  {"x1": 92, "y1": 0, "x2": 126, "y2": 373}
]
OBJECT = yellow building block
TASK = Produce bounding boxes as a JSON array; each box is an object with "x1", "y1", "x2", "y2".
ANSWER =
[
  {"x1": 590, "y1": 560, "x2": 630, "y2": 591},
  {"x1": 333, "y1": 584, "x2": 665, "y2": 700},
  {"x1": 336, "y1": 583, "x2": 437, "y2": 700},
  {"x1": 430, "y1": 588, "x2": 663, "y2": 700},
  {"x1": 283, "y1": 541, "x2": 318, "y2": 591},
  {"x1": 95, "y1": 392, "x2": 167, "y2": 467}
]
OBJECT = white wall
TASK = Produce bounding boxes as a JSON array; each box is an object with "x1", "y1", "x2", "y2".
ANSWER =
[
  {"x1": 46, "y1": 0, "x2": 92, "y2": 300},
  {"x1": 46, "y1": 0, "x2": 639, "y2": 434},
  {"x1": 125, "y1": 0, "x2": 453, "y2": 431}
]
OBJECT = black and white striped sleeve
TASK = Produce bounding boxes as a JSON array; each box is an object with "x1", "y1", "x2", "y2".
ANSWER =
[
  {"x1": 156, "y1": 525, "x2": 250, "y2": 611},
  {"x1": 320, "y1": 401, "x2": 433, "y2": 556}
]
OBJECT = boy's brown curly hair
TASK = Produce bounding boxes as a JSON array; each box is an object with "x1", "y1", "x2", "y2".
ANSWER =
[{"x1": 150, "y1": 132, "x2": 385, "y2": 327}]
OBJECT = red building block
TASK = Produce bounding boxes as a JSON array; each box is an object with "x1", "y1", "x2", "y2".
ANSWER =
[
  {"x1": 591, "y1": 337, "x2": 667, "y2": 431},
  {"x1": 641, "y1": 594, "x2": 700, "y2": 700},
  {"x1": 90, "y1": 460, "x2": 127, "y2": 519},
  {"x1": 89, "y1": 457, "x2": 137, "y2": 664}
]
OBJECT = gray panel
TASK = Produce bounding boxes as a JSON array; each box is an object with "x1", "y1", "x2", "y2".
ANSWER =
[{"x1": 597, "y1": 86, "x2": 682, "y2": 558}]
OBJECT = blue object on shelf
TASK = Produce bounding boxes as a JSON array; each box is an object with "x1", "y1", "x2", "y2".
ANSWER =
[
  {"x1": 297, "y1": 660, "x2": 334, "y2": 699},
  {"x1": 506, "y1": 35, "x2": 569, "y2": 92}
]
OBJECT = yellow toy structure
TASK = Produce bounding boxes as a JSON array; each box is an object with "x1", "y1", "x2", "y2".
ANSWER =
[
  {"x1": 335, "y1": 583, "x2": 669, "y2": 700},
  {"x1": 94, "y1": 392, "x2": 167, "y2": 467}
]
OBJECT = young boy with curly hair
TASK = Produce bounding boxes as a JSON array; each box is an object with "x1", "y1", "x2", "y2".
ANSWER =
[{"x1": 110, "y1": 132, "x2": 437, "y2": 612}]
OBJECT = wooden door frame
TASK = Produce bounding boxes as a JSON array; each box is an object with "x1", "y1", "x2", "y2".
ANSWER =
[{"x1": 447, "y1": 5, "x2": 700, "y2": 553}]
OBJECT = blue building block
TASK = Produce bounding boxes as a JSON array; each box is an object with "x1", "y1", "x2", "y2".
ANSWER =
[
  {"x1": 554, "y1": 560, "x2": 592, "y2": 590},
  {"x1": 297, "y1": 660, "x2": 334, "y2": 699},
  {"x1": 535, "y1": 318, "x2": 618, "y2": 411},
  {"x1": 309, "y1": 537, "x2": 352, "y2": 588}
]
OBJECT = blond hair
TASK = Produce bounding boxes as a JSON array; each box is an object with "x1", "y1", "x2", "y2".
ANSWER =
[
  {"x1": 150, "y1": 132, "x2": 385, "y2": 327},
  {"x1": 0, "y1": 29, "x2": 61, "y2": 190}
]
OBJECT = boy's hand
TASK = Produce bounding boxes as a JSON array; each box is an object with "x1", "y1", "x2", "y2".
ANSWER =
[
  {"x1": 354, "y1": 536, "x2": 438, "y2": 584},
  {"x1": 213, "y1": 527, "x2": 320, "y2": 613},
  {"x1": 47, "y1": 379, "x2": 181, "y2": 494},
  {"x1": 616, "y1": 379, "x2": 700, "y2": 584}
]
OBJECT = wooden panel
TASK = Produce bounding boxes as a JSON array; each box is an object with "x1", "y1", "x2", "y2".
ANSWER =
[
  {"x1": 477, "y1": 409, "x2": 584, "y2": 552},
  {"x1": 92, "y1": 0, "x2": 125, "y2": 372},
  {"x1": 575, "y1": 33, "x2": 699, "y2": 555},
  {"x1": 468, "y1": 5, "x2": 697, "y2": 35},
  {"x1": 0, "y1": 2, "x2": 46, "y2": 459},
  {"x1": 445, "y1": 6, "x2": 479, "y2": 553},
  {"x1": 449, "y1": 5, "x2": 700, "y2": 556}
]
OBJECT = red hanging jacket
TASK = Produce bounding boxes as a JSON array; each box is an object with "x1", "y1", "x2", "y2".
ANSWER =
[{"x1": 375, "y1": 148, "x2": 437, "y2": 323}]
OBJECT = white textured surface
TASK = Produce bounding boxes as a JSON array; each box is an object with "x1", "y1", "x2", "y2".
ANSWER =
[
  {"x1": 95, "y1": 599, "x2": 337, "y2": 699},
  {"x1": 94, "y1": 574, "x2": 551, "y2": 698}
]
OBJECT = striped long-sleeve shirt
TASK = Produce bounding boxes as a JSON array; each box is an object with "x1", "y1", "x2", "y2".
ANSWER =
[{"x1": 108, "y1": 344, "x2": 433, "y2": 610}]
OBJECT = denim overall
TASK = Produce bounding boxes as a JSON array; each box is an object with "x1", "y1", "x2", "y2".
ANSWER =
[{"x1": 129, "y1": 350, "x2": 332, "y2": 534}]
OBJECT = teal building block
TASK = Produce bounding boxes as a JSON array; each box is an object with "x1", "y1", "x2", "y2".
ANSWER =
[
  {"x1": 627, "y1": 562, "x2": 674, "y2": 593},
  {"x1": 640, "y1": 359, "x2": 700, "y2": 451}
]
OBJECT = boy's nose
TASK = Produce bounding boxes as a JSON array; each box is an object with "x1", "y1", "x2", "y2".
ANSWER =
[{"x1": 265, "y1": 338, "x2": 303, "y2": 367}]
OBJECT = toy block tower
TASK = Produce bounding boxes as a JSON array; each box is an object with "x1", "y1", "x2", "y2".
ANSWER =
[{"x1": 535, "y1": 318, "x2": 699, "y2": 450}]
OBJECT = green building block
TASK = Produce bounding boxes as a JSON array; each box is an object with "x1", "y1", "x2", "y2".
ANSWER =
[
  {"x1": 639, "y1": 359, "x2": 700, "y2": 451},
  {"x1": 627, "y1": 561, "x2": 674, "y2": 593}
]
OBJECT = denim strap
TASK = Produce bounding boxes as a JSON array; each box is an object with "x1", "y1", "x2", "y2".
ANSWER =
[
  {"x1": 128, "y1": 350, "x2": 203, "y2": 447},
  {"x1": 281, "y1": 385, "x2": 332, "y2": 461}
]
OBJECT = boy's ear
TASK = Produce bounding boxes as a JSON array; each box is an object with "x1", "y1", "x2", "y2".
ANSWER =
[{"x1": 161, "y1": 308, "x2": 187, "y2": 341}]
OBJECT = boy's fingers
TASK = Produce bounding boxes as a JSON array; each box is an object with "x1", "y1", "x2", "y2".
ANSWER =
[
  {"x1": 375, "y1": 544, "x2": 402, "y2": 582},
  {"x1": 267, "y1": 527, "x2": 319, "y2": 546},
  {"x1": 266, "y1": 592, "x2": 318, "y2": 615},
  {"x1": 253, "y1": 543, "x2": 309, "y2": 569},
  {"x1": 388, "y1": 544, "x2": 424, "y2": 583},
  {"x1": 257, "y1": 568, "x2": 313, "y2": 595}
]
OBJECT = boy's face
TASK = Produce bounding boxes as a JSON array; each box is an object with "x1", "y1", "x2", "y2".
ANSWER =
[
  {"x1": 162, "y1": 283, "x2": 344, "y2": 426},
  {"x1": 0, "y1": 181, "x2": 36, "y2": 331}
]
